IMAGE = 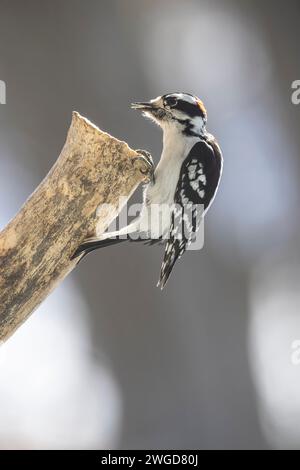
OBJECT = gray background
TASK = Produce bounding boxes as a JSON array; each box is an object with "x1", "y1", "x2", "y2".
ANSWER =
[{"x1": 0, "y1": 0, "x2": 300, "y2": 449}]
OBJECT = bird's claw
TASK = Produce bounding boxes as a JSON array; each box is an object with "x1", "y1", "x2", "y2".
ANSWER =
[
  {"x1": 134, "y1": 149, "x2": 155, "y2": 184},
  {"x1": 135, "y1": 149, "x2": 154, "y2": 167}
]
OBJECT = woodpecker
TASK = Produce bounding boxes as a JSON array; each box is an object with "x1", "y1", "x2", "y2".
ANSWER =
[{"x1": 72, "y1": 93, "x2": 223, "y2": 289}]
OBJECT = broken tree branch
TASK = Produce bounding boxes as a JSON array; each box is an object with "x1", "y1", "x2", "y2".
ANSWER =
[{"x1": 0, "y1": 112, "x2": 151, "y2": 342}]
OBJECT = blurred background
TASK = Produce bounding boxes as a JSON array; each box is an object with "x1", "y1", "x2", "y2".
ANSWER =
[{"x1": 0, "y1": 0, "x2": 300, "y2": 449}]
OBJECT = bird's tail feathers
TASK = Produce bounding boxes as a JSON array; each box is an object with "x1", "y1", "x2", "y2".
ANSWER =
[
  {"x1": 71, "y1": 236, "x2": 126, "y2": 262},
  {"x1": 71, "y1": 222, "x2": 140, "y2": 262}
]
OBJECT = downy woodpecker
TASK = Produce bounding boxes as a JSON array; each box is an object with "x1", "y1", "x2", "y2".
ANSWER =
[{"x1": 72, "y1": 93, "x2": 223, "y2": 289}]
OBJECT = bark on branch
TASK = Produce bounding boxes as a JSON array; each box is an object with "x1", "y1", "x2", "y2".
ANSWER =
[{"x1": 0, "y1": 112, "x2": 150, "y2": 342}]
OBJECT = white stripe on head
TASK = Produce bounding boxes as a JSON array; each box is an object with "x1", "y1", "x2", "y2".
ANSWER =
[{"x1": 172, "y1": 93, "x2": 198, "y2": 104}]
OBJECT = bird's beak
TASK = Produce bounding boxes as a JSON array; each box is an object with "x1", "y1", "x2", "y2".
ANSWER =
[{"x1": 131, "y1": 101, "x2": 155, "y2": 111}]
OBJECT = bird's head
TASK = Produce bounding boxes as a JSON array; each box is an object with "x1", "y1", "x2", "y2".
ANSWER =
[{"x1": 131, "y1": 92, "x2": 207, "y2": 137}]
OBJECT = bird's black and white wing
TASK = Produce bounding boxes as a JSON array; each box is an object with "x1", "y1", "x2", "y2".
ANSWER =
[{"x1": 158, "y1": 138, "x2": 222, "y2": 289}]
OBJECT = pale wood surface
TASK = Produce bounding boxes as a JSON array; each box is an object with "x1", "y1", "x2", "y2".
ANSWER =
[{"x1": 0, "y1": 112, "x2": 150, "y2": 341}]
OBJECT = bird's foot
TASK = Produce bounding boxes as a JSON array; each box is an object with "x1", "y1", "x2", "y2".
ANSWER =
[{"x1": 133, "y1": 149, "x2": 155, "y2": 184}]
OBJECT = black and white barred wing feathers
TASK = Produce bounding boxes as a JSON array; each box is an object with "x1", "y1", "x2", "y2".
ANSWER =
[{"x1": 158, "y1": 139, "x2": 222, "y2": 289}]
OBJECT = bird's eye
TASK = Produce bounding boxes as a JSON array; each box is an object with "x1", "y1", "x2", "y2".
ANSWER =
[{"x1": 166, "y1": 97, "x2": 177, "y2": 108}]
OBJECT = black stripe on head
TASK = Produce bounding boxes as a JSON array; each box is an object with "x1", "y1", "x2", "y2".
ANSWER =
[
  {"x1": 176, "y1": 98, "x2": 206, "y2": 119},
  {"x1": 163, "y1": 93, "x2": 207, "y2": 120}
]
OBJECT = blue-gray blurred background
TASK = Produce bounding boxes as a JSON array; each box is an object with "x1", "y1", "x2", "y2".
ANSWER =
[{"x1": 0, "y1": 0, "x2": 300, "y2": 449}]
